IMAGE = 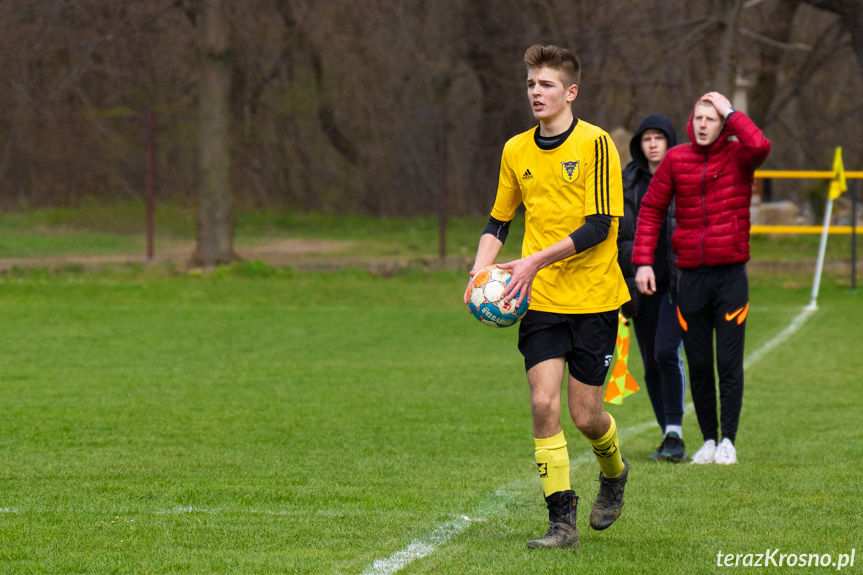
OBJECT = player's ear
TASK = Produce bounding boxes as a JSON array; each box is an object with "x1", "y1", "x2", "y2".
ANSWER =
[{"x1": 566, "y1": 84, "x2": 578, "y2": 103}]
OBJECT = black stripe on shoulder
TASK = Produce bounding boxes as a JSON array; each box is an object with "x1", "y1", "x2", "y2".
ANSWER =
[
  {"x1": 594, "y1": 138, "x2": 600, "y2": 213},
  {"x1": 595, "y1": 136, "x2": 606, "y2": 214},
  {"x1": 602, "y1": 135, "x2": 610, "y2": 215}
]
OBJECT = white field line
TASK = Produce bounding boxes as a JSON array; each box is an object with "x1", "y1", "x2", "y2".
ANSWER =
[
  {"x1": 358, "y1": 516, "x2": 479, "y2": 575},
  {"x1": 358, "y1": 305, "x2": 816, "y2": 575},
  {"x1": 743, "y1": 306, "x2": 815, "y2": 371},
  {"x1": 155, "y1": 505, "x2": 216, "y2": 514}
]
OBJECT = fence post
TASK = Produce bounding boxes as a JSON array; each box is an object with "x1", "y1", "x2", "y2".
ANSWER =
[
  {"x1": 146, "y1": 108, "x2": 156, "y2": 261},
  {"x1": 852, "y1": 179, "x2": 858, "y2": 291},
  {"x1": 437, "y1": 106, "x2": 447, "y2": 261}
]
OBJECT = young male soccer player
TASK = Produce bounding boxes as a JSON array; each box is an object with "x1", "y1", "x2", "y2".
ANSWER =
[{"x1": 464, "y1": 45, "x2": 631, "y2": 549}]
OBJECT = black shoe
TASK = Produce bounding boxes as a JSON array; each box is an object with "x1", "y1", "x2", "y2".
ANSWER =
[
  {"x1": 661, "y1": 432, "x2": 688, "y2": 462},
  {"x1": 589, "y1": 458, "x2": 628, "y2": 531},
  {"x1": 526, "y1": 490, "x2": 580, "y2": 549},
  {"x1": 648, "y1": 437, "x2": 667, "y2": 461}
]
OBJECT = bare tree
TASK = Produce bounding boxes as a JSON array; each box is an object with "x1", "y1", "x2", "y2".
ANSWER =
[
  {"x1": 802, "y1": 0, "x2": 863, "y2": 71},
  {"x1": 188, "y1": 0, "x2": 236, "y2": 267},
  {"x1": 713, "y1": 0, "x2": 745, "y2": 94},
  {"x1": 743, "y1": 0, "x2": 803, "y2": 127},
  {"x1": 0, "y1": 0, "x2": 862, "y2": 225}
]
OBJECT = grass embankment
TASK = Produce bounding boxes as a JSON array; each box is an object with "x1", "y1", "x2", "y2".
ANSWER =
[{"x1": 0, "y1": 202, "x2": 857, "y2": 266}]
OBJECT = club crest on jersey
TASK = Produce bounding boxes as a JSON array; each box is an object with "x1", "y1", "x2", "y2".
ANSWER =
[{"x1": 561, "y1": 160, "x2": 579, "y2": 183}]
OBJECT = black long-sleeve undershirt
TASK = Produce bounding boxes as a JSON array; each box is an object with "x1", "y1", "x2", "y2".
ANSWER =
[
  {"x1": 481, "y1": 214, "x2": 610, "y2": 253},
  {"x1": 569, "y1": 214, "x2": 611, "y2": 253},
  {"x1": 482, "y1": 216, "x2": 512, "y2": 244}
]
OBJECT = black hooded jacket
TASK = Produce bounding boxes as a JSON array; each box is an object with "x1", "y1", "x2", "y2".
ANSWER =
[{"x1": 617, "y1": 114, "x2": 678, "y2": 316}]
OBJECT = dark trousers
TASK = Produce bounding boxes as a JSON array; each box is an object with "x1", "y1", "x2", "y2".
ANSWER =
[
  {"x1": 677, "y1": 264, "x2": 748, "y2": 444},
  {"x1": 632, "y1": 291, "x2": 686, "y2": 432}
]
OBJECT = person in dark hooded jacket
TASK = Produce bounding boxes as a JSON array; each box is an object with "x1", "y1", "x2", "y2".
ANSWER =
[{"x1": 617, "y1": 114, "x2": 687, "y2": 462}]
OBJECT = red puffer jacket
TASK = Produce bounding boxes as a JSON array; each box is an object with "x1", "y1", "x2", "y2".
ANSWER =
[{"x1": 632, "y1": 103, "x2": 770, "y2": 269}]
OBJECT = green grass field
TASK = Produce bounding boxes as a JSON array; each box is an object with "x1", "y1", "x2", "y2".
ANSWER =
[{"x1": 0, "y1": 263, "x2": 859, "y2": 574}]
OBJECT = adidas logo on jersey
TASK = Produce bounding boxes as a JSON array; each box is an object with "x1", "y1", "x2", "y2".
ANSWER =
[{"x1": 522, "y1": 169, "x2": 533, "y2": 180}]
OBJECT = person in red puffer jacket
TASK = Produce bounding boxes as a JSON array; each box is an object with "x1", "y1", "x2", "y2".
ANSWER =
[{"x1": 633, "y1": 92, "x2": 770, "y2": 466}]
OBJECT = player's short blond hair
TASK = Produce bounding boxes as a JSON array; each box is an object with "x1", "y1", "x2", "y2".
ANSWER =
[{"x1": 524, "y1": 44, "x2": 581, "y2": 88}]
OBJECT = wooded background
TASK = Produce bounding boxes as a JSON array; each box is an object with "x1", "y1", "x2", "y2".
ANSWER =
[{"x1": 0, "y1": 0, "x2": 861, "y2": 263}]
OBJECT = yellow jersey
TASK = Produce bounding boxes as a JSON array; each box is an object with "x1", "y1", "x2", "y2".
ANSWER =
[{"x1": 491, "y1": 119, "x2": 630, "y2": 314}]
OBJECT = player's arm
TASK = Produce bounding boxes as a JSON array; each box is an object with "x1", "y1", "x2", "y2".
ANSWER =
[
  {"x1": 463, "y1": 218, "x2": 510, "y2": 304},
  {"x1": 466, "y1": 142, "x2": 522, "y2": 303},
  {"x1": 499, "y1": 214, "x2": 611, "y2": 307},
  {"x1": 472, "y1": 217, "x2": 511, "y2": 272}
]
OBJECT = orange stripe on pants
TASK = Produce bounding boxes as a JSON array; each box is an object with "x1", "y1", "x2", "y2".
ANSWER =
[{"x1": 677, "y1": 306, "x2": 688, "y2": 331}]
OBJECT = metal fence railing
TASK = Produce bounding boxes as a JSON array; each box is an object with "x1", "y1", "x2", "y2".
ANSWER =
[{"x1": 752, "y1": 166, "x2": 859, "y2": 305}]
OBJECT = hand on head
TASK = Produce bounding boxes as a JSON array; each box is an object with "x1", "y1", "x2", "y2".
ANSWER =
[{"x1": 700, "y1": 92, "x2": 732, "y2": 118}]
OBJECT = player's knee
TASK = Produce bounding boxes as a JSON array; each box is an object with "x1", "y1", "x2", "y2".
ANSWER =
[
  {"x1": 571, "y1": 409, "x2": 602, "y2": 435},
  {"x1": 530, "y1": 393, "x2": 557, "y2": 419}
]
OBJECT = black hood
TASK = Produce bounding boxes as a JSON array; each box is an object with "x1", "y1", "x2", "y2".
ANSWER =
[{"x1": 628, "y1": 113, "x2": 678, "y2": 173}]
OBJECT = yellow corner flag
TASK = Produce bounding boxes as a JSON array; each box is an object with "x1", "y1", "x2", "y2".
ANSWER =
[
  {"x1": 604, "y1": 313, "x2": 640, "y2": 405},
  {"x1": 829, "y1": 146, "x2": 847, "y2": 200}
]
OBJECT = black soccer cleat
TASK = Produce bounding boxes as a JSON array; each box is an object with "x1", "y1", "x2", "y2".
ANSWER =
[
  {"x1": 648, "y1": 437, "x2": 667, "y2": 461},
  {"x1": 526, "y1": 521, "x2": 579, "y2": 549},
  {"x1": 589, "y1": 458, "x2": 628, "y2": 531},
  {"x1": 661, "y1": 432, "x2": 688, "y2": 462},
  {"x1": 526, "y1": 490, "x2": 580, "y2": 549}
]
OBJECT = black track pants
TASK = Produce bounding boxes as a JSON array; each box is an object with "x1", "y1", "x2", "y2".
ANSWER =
[
  {"x1": 677, "y1": 264, "x2": 748, "y2": 444},
  {"x1": 632, "y1": 291, "x2": 686, "y2": 432}
]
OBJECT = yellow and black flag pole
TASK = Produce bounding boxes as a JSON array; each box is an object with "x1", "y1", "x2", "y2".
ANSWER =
[
  {"x1": 852, "y1": 172, "x2": 858, "y2": 291},
  {"x1": 808, "y1": 146, "x2": 848, "y2": 310}
]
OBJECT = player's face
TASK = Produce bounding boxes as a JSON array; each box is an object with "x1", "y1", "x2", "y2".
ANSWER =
[
  {"x1": 526, "y1": 67, "x2": 576, "y2": 122},
  {"x1": 640, "y1": 130, "x2": 668, "y2": 166},
  {"x1": 692, "y1": 103, "x2": 724, "y2": 147}
]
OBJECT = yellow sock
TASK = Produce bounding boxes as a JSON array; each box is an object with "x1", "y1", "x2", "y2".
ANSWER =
[
  {"x1": 588, "y1": 414, "x2": 625, "y2": 479},
  {"x1": 534, "y1": 431, "x2": 570, "y2": 497}
]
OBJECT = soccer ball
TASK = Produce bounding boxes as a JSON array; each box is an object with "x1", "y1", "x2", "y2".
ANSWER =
[{"x1": 467, "y1": 266, "x2": 529, "y2": 328}]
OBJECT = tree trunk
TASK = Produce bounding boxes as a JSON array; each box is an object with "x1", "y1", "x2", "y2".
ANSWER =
[
  {"x1": 803, "y1": 0, "x2": 863, "y2": 79},
  {"x1": 714, "y1": 0, "x2": 744, "y2": 95},
  {"x1": 748, "y1": 0, "x2": 801, "y2": 128},
  {"x1": 191, "y1": 0, "x2": 236, "y2": 268}
]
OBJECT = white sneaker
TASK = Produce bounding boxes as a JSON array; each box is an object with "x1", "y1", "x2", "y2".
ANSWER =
[
  {"x1": 690, "y1": 440, "x2": 717, "y2": 464},
  {"x1": 714, "y1": 438, "x2": 738, "y2": 464}
]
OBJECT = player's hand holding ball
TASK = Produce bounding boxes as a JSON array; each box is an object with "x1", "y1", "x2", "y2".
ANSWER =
[{"x1": 465, "y1": 265, "x2": 529, "y2": 328}]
